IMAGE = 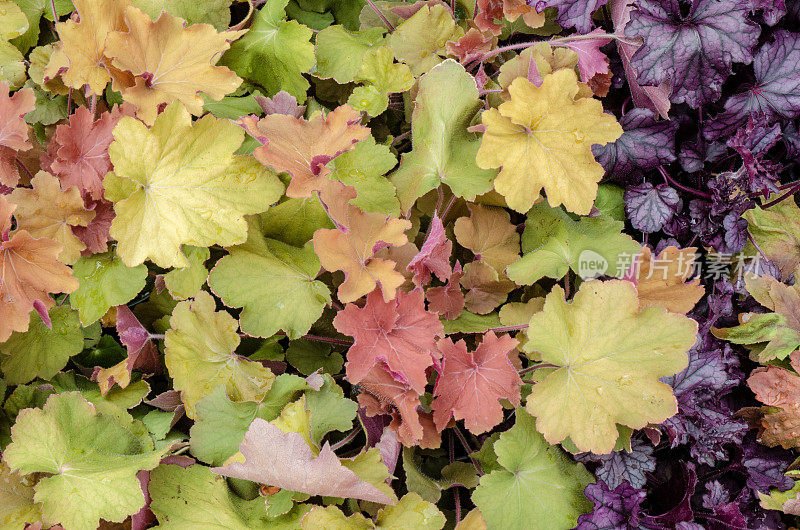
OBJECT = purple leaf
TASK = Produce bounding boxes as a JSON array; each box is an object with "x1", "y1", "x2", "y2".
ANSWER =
[
  {"x1": 752, "y1": 0, "x2": 786, "y2": 24},
  {"x1": 625, "y1": 0, "x2": 760, "y2": 107},
  {"x1": 544, "y1": 0, "x2": 608, "y2": 32},
  {"x1": 741, "y1": 433, "x2": 795, "y2": 494},
  {"x1": 576, "y1": 437, "x2": 656, "y2": 489},
  {"x1": 594, "y1": 108, "x2": 678, "y2": 181},
  {"x1": 706, "y1": 31, "x2": 800, "y2": 139},
  {"x1": 624, "y1": 182, "x2": 681, "y2": 233},
  {"x1": 575, "y1": 480, "x2": 646, "y2": 530}
]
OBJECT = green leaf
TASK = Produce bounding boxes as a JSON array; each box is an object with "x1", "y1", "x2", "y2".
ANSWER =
[
  {"x1": 22, "y1": 81, "x2": 68, "y2": 125},
  {"x1": 745, "y1": 201, "x2": 800, "y2": 281},
  {"x1": 0, "y1": 1, "x2": 28, "y2": 40},
  {"x1": 295, "y1": 0, "x2": 366, "y2": 30},
  {"x1": 209, "y1": 228, "x2": 331, "y2": 339},
  {"x1": 402, "y1": 447, "x2": 479, "y2": 503},
  {"x1": 507, "y1": 202, "x2": 642, "y2": 285},
  {"x1": 390, "y1": 60, "x2": 495, "y2": 212},
  {"x1": 3, "y1": 392, "x2": 169, "y2": 530},
  {"x1": 132, "y1": 0, "x2": 233, "y2": 29},
  {"x1": 286, "y1": 338, "x2": 344, "y2": 376},
  {"x1": 471, "y1": 409, "x2": 593, "y2": 530},
  {"x1": 0, "y1": 41, "x2": 26, "y2": 90},
  {"x1": 10, "y1": 0, "x2": 75, "y2": 52},
  {"x1": 260, "y1": 197, "x2": 335, "y2": 246},
  {"x1": 306, "y1": 373, "x2": 357, "y2": 444},
  {"x1": 164, "y1": 291, "x2": 276, "y2": 419},
  {"x1": 149, "y1": 463, "x2": 310, "y2": 528},
  {"x1": 314, "y1": 24, "x2": 385, "y2": 83},
  {"x1": 70, "y1": 250, "x2": 148, "y2": 325},
  {"x1": 221, "y1": 0, "x2": 315, "y2": 99},
  {"x1": 190, "y1": 376, "x2": 310, "y2": 466},
  {"x1": 1, "y1": 306, "x2": 83, "y2": 385},
  {"x1": 202, "y1": 93, "x2": 264, "y2": 120},
  {"x1": 326, "y1": 135, "x2": 400, "y2": 215},
  {"x1": 163, "y1": 245, "x2": 210, "y2": 300},
  {"x1": 442, "y1": 311, "x2": 501, "y2": 334},
  {"x1": 387, "y1": 3, "x2": 463, "y2": 77}
]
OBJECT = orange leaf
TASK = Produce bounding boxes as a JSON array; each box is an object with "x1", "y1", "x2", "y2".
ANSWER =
[
  {"x1": 626, "y1": 246, "x2": 704, "y2": 314},
  {"x1": 105, "y1": 7, "x2": 244, "y2": 124},
  {"x1": 0, "y1": 196, "x2": 79, "y2": 342},
  {"x1": 239, "y1": 105, "x2": 370, "y2": 198},
  {"x1": 313, "y1": 181, "x2": 411, "y2": 303}
]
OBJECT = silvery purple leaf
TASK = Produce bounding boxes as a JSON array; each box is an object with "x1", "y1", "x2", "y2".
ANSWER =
[{"x1": 624, "y1": 182, "x2": 681, "y2": 233}]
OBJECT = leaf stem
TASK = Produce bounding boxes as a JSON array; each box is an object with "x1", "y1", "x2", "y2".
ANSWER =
[
  {"x1": 365, "y1": 0, "x2": 395, "y2": 31},
  {"x1": 762, "y1": 182, "x2": 800, "y2": 208},
  {"x1": 50, "y1": 0, "x2": 58, "y2": 21},
  {"x1": 518, "y1": 363, "x2": 557, "y2": 375},
  {"x1": 453, "y1": 424, "x2": 483, "y2": 476},
  {"x1": 331, "y1": 425, "x2": 362, "y2": 451},
  {"x1": 486, "y1": 324, "x2": 529, "y2": 333},
  {"x1": 658, "y1": 166, "x2": 712, "y2": 199}
]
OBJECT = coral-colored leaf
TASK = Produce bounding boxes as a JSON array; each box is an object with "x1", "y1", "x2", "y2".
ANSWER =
[
  {"x1": 624, "y1": 246, "x2": 704, "y2": 314},
  {"x1": 0, "y1": 82, "x2": 34, "y2": 188},
  {"x1": 334, "y1": 289, "x2": 444, "y2": 394},
  {"x1": 432, "y1": 332, "x2": 521, "y2": 434},
  {"x1": 9, "y1": 171, "x2": 95, "y2": 265},
  {"x1": 407, "y1": 214, "x2": 452, "y2": 286}
]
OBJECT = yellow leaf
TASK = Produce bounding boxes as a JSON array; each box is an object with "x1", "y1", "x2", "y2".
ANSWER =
[
  {"x1": 476, "y1": 69, "x2": 622, "y2": 215},
  {"x1": 105, "y1": 6, "x2": 244, "y2": 124},
  {"x1": 496, "y1": 42, "x2": 594, "y2": 100},
  {"x1": 9, "y1": 171, "x2": 95, "y2": 265}
]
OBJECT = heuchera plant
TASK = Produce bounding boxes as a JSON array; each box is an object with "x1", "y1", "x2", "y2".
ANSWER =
[{"x1": 2, "y1": 0, "x2": 800, "y2": 528}]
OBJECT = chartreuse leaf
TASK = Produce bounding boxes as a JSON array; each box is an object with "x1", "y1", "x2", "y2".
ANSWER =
[
  {"x1": 712, "y1": 272, "x2": 800, "y2": 361},
  {"x1": 387, "y1": 3, "x2": 464, "y2": 77},
  {"x1": 0, "y1": 42, "x2": 26, "y2": 90},
  {"x1": 1, "y1": 306, "x2": 83, "y2": 385},
  {"x1": 209, "y1": 220, "x2": 331, "y2": 340},
  {"x1": 472, "y1": 409, "x2": 593, "y2": 530},
  {"x1": 523, "y1": 280, "x2": 697, "y2": 454},
  {"x1": 314, "y1": 24, "x2": 385, "y2": 83},
  {"x1": 0, "y1": 1, "x2": 28, "y2": 40},
  {"x1": 507, "y1": 202, "x2": 641, "y2": 285},
  {"x1": 163, "y1": 245, "x2": 210, "y2": 300},
  {"x1": 294, "y1": 0, "x2": 366, "y2": 30},
  {"x1": 390, "y1": 60, "x2": 495, "y2": 212},
  {"x1": 221, "y1": 0, "x2": 315, "y2": 99},
  {"x1": 70, "y1": 249, "x2": 147, "y2": 325},
  {"x1": 306, "y1": 373, "x2": 357, "y2": 444},
  {"x1": 0, "y1": 460, "x2": 41, "y2": 528},
  {"x1": 348, "y1": 46, "x2": 414, "y2": 116},
  {"x1": 3, "y1": 392, "x2": 170, "y2": 530},
  {"x1": 326, "y1": 135, "x2": 400, "y2": 216},
  {"x1": 131, "y1": 0, "x2": 232, "y2": 29},
  {"x1": 149, "y1": 463, "x2": 310, "y2": 528},
  {"x1": 104, "y1": 103, "x2": 282, "y2": 268},
  {"x1": 106, "y1": 103, "x2": 282, "y2": 268},
  {"x1": 164, "y1": 291, "x2": 276, "y2": 419},
  {"x1": 476, "y1": 69, "x2": 623, "y2": 215},
  {"x1": 302, "y1": 492, "x2": 446, "y2": 529},
  {"x1": 745, "y1": 201, "x2": 800, "y2": 281}
]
